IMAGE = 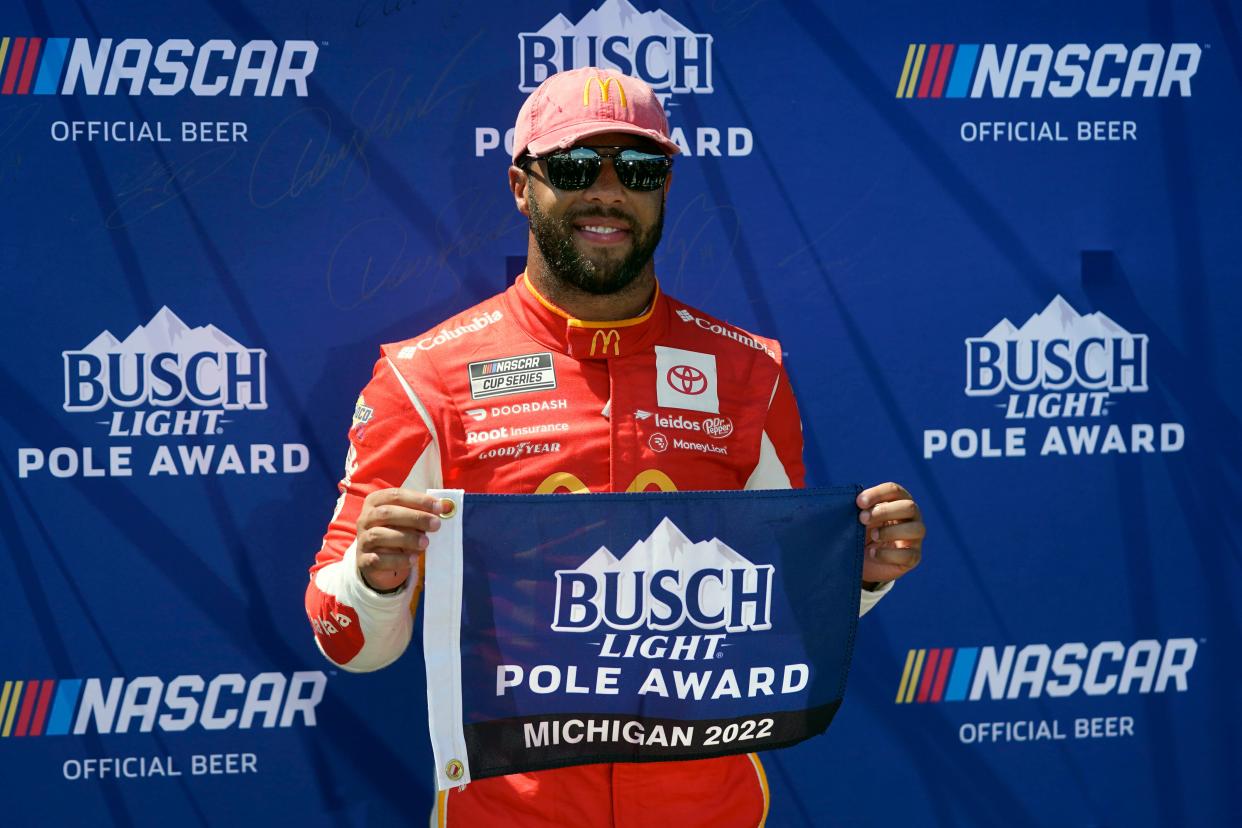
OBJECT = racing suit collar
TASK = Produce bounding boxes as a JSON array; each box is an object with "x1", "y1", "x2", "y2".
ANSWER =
[{"x1": 507, "y1": 272, "x2": 668, "y2": 360}]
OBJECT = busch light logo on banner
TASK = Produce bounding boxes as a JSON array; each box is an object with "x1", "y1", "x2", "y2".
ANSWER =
[
  {"x1": 17, "y1": 307, "x2": 307, "y2": 478},
  {"x1": 63, "y1": 306, "x2": 267, "y2": 418},
  {"x1": 551, "y1": 518, "x2": 773, "y2": 635},
  {"x1": 420, "y1": 488, "x2": 862, "y2": 790},
  {"x1": 519, "y1": 0, "x2": 712, "y2": 94},
  {"x1": 476, "y1": 0, "x2": 752, "y2": 158},
  {"x1": 923, "y1": 296, "x2": 1185, "y2": 460}
]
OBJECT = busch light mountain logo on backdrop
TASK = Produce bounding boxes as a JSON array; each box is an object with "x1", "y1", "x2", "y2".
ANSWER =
[
  {"x1": 519, "y1": 0, "x2": 712, "y2": 94},
  {"x1": 476, "y1": 0, "x2": 751, "y2": 157},
  {"x1": 553, "y1": 517, "x2": 773, "y2": 635},
  {"x1": 64, "y1": 306, "x2": 266, "y2": 420},
  {"x1": 966, "y1": 295, "x2": 1147, "y2": 404},
  {"x1": 923, "y1": 295, "x2": 1184, "y2": 460},
  {"x1": 17, "y1": 307, "x2": 307, "y2": 479}
]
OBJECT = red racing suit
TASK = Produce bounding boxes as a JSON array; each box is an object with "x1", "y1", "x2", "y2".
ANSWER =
[{"x1": 306, "y1": 273, "x2": 890, "y2": 827}]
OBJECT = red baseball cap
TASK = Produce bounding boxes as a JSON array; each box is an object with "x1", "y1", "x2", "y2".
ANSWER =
[{"x1": 512, "y1": 67, "x2": 681, "y2": 164}]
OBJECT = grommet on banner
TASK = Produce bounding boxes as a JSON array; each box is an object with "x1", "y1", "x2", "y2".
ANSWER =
[
  {"x1": 440, "y1": 499, "x2": 457, "y2": 518},
  {"x1": 445, "y1": 759, "x2": 464, "y2": 781}
]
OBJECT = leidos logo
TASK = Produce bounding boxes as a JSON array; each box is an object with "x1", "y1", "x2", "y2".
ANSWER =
[
  {"x1": 0, "y1": 36, "x2": 317, "y2": 97},
  {"x1": 894, "y1": 639, "x2": 1197, "y2": 703},
  {"x1": 896, "y1": 42, "x2": 1200, "y2": 99},
  {"x1": 519, "y1": 0, "x2": 711, "y2": 94},
  {"x1": 0, "y1": 672, "x2": 325, "y2": 736},
  {"x1": 924, "y1": 296, "x2": 1185, "y2": 460},
  {"x1": 553, "y1": 518, "x2": 773, "y2": 634}
]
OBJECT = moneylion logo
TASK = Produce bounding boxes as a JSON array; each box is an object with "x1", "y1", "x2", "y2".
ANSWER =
[
  {"x1": 552, "y1": 517, "x2": 773, "y2": 634},
  {"x1": 519, "y1": 0, "x2": 712, "y2": 95},
  {"x1": 584, "y1": 74, "x2": 627, "y2": 107}
]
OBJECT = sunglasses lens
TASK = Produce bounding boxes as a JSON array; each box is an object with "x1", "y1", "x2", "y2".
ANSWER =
[
  {"x1": 545, "y1": 147, "x2": 602, "y2": 190},
  {"x1": 614, "y1": 149, "x2": 669, "y2": 191},
  {"x1": 541, "y1": 147, "x2": 670, "y2": 191}
]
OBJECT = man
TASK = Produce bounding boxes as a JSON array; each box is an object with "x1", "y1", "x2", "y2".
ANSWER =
[{"x1": 306, "y1": 67, "x2": 925, "y2": 827}]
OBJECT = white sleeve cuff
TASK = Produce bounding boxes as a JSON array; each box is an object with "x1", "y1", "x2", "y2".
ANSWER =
[{"x1": 858, "y1": 579, "x2": 894, "y2": 618}]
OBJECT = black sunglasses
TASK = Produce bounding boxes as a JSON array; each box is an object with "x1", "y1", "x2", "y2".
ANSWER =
[{"x1": 524, "y1": 146, "x2": 672, "y2": 192}]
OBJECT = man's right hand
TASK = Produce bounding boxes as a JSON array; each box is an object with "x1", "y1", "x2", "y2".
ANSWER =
[{"x1": 355, "y1": 488, "x2": 445, "y2": 593}]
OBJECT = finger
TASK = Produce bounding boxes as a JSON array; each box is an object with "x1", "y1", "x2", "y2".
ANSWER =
[
  {"x1": 357, "y1": 549, "x2": 417, "y2": 572},
  {"x1": 865, "y1": 499, "x2": 920, "y2": 526},
  {"x1": 358, "y1": 526, "x2": 428, "y2": 554},
  {"x1": 870, "y1": 521, "x2": 926, "y2": 544},
  {"x1": 857, "y1": 482, "x2": 911, "y2": 509},
  {"x1": 862, "y1": 557, "x2": 917, "y2": 584},
  {"x1": 865, "y1": 542, "x2": 921, "y2": 570},
  {"x1": 364, "y1": 488, "x2": 446, "y2": 514},
  {"x1": 360, "y1": 504, "x2": 442, "y2": 533}
]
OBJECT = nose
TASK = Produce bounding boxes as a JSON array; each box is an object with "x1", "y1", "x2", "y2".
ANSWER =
[{"x1": 582, "y1": 157, "x2": 626, "y2": 204}]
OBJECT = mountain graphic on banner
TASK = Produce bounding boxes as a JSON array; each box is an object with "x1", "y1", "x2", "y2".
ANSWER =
[
  {"x1": 974, "y1": 295, "x2": 1136, "y2": 381},
  {"x1": 977, "y1": 295, "x2": 1132, "y2": 344},
  {"x1": 575, "y1": 517, "x2": 759, "y2": 618},
  {"x1": 534, "y1": 0, "x2": 694, "y2": 43},
  {"x1": 72, "y1": 308, "x2": 260, "y2": 407},
  {"x1": 79, "y1": 307, "x2": 245, "y2": 355}
]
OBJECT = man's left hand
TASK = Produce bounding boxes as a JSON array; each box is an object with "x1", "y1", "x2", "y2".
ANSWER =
[{"x1": 857, "y1": 482, "x2": 924, "y2": 587}]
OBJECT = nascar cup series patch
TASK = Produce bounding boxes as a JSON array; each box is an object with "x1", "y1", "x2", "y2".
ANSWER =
[{"x1": 421, "y1": 488, "x2": 863, "y2": 790}]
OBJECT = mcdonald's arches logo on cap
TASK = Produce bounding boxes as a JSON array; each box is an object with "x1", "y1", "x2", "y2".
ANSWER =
[{"x1": 583, "y1": 75, "x2": 627, "y2": 108}]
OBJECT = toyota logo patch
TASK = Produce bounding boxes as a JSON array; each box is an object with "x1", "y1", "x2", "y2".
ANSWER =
[{"x1": 667, "y1": 365, "x2": 708, "y2": 395}]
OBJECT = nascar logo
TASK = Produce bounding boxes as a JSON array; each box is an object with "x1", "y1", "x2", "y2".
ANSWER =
[
  {"x1": 0, "y1": 672, "x2": 326, "y2": 735},
  {"x1": 896, "y1": 42, "x2": 1201, "y2": 99},
  {"x1": 895, "y1": 638, "x2": 1197, "y2": 703},
  {"x1": 0, "y1": 36, "x2": 317, "y2": 96}
]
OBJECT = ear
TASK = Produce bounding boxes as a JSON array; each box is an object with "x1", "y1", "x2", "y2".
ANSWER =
[
  {"x1": 663, "y1": 167, "x2": 673, "y2": 197},
  {"x1": 509, "y1": 165, "x2": 530, "y2": 217}
]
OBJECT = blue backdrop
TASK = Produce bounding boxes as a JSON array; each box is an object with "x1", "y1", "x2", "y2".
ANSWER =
[{"x1": 1, "y1": 1, "x2": 1238, "y2": 825}]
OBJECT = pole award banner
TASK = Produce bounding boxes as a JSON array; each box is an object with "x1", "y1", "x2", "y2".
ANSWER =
[{"x1": 421, "y1": 488, "x2": 864, "y2": 790}]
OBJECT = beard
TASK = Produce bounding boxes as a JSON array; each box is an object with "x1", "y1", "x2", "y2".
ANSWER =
[{"x1": 527, "y1": 193, "x2": 664, "y2": 296}]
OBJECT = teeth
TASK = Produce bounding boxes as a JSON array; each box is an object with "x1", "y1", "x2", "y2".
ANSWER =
[{"x1": 582, "y1": 225, "x2": 621, "y2": 234}]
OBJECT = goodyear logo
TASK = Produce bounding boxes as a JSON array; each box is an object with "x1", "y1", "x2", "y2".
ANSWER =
[
  {"x1": 0, "y1": 672, "x2": 325, "y2": 735},
  {"x1": 895, "y1": 639, "x2": 1197, "y2": 703},
  {"x1": 896, "y1": 43, "x2": 1201, "y2": 99},
  {"x1": 0, "y1": 36, "x2": 317, "y2": 96}
]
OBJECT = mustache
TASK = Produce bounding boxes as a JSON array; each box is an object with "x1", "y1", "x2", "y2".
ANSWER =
[{"x1": 563, "y1": 207, "x2": 635, "y2": 229}]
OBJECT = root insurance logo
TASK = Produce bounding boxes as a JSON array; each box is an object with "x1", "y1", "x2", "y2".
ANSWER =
[
  {"x1": 922, "y1": 295, "x2": 1184, "y2": 461},
  {"x1": 17, "y1": 307, "x2": 309, "y2": 479}
]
